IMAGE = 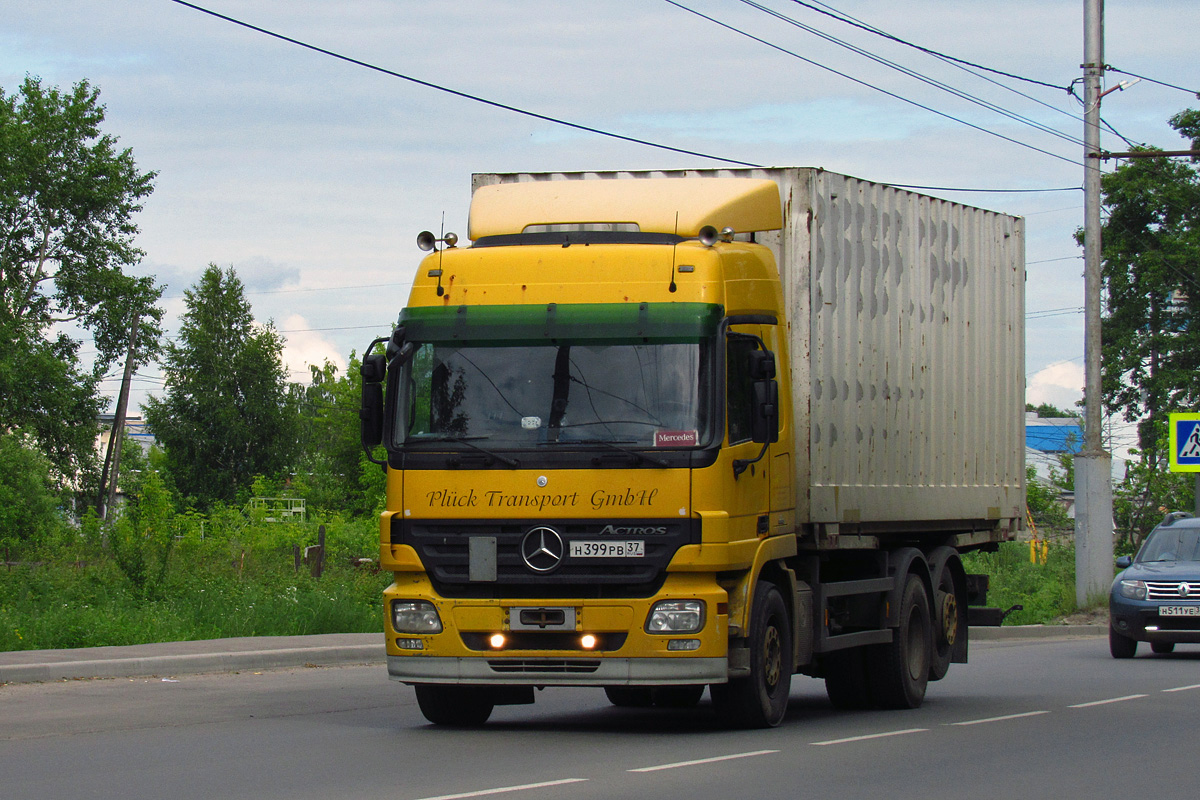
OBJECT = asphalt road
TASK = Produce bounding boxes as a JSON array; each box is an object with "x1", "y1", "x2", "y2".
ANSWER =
[{"x1": 2, "y1": 635, "x2": 1195, "y2": 800}]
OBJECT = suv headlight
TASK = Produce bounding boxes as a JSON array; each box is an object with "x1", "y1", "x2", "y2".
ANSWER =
[
  {"x1": 646, "y1": 600, "x2": 705, "y2": 633},
  {"x1": 392, "y1": 600, "x2": 443, "y2": 633},
  {"x1": 1118, "y1": 580, "x2": 1147, "y2": 600}
]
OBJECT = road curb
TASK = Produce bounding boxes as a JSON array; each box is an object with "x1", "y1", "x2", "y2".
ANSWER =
[
  {"x1": 0, "y1": 625, "x2": 1107, "y2": 684},
  {"x1": 0, "y1": 636, "x2": 384, "y2": 685},
  {"x1": 969, "y1": 624, "x2": 1107, "y2": 640}
]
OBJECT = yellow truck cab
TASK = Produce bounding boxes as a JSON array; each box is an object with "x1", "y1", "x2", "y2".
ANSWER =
[{"x1": 360, "y1": 170, "x2": 1024, "y2": 728}]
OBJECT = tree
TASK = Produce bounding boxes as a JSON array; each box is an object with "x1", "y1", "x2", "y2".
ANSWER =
[
  {"x1": 0, "y1": 76, "x2": 161, "y2": 481},
  {"x1": 1098, "y1": 108, "x2": 1200, "y2": 464},
  {"x1": 144, "y1": 265, "x2": 295, "y2": 508},
  {"x1": 290, "y1": 355, "x2": 386, "y2": 517}
]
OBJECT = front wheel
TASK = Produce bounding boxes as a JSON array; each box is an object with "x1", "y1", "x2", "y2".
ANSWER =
[
  {"x1": 414, "y1": 685, "x2": 495, "y2": 726},
  {"x1": 1151, "y1": 641, "x2": 1176, "y2": 655},
  {"x1": 711, "y1": 583, "x2": 793, "y2": 728},
  {"x1": 604, "y1": 686, "x2": 654, "y2": 707},
  {"x1": 1109, "y1": 627, "x2": 1137, "y2": 659}
]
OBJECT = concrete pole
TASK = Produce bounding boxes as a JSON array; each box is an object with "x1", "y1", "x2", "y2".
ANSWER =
[{"x1": 1075, "y1": 0, "x2": 1114, "y2": 607}]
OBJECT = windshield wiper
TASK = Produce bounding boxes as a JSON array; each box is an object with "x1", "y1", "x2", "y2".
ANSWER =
[
  {"x1": 408, "y1": 435, "x2": 520, "y2": 468},
  {"x1": 540, "y1": 438, "x2": 670, "y2": 468}
]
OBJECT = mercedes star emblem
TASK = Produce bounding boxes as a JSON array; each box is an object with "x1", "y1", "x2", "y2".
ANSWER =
[{"x1": 520, "y1": 527, "x2": 564, "y2": 573}]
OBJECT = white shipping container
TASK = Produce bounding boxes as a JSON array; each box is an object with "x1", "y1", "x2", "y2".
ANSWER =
[{"x1": 473, "y1": 169, "x2": 1025, "y2": 538}]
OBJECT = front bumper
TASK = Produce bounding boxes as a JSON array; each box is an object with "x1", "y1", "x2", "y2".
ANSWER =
[
  {"x1": 384, "y1": 572, "x2": 729, "y2": 685},
  {"x1": 387, "y1": 655, "x2": 727, "y2": 686},
  {"x1": 1110, "y1": 597, "x2": 1200, "y2": 644}
]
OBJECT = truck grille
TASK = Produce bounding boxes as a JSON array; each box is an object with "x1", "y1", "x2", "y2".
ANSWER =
[
  {"x1": 488, "y1": 659, "x2": 602, "y2": 674},
  {"x1": 1146, "y1": 581, "x2": 1200, "y2": 600},
  {"x1": 393, "y1": 517, "x2": 698, "y2": 599}
]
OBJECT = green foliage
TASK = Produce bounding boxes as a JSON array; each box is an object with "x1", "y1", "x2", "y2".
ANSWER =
[
  {"x1": 144, "y1": 265, "x2": 296, "y2": 509},
  {"x1": 1097, "y1": 107, "x2": 1200, "y2": 461},
  {"x1": 289, "y1": 355, "x2": 386, "y2": 517},
  {"x1": 0, "y1": 431, "x2": 68, "y2": 552},
  {"x1": 0, "y1": 76, "x2": 162, "y2": 484},
  {"x1": 0, "y1": 500, "x2": 385, "y2": 651},
  {"x1": 1026, "y1": 467, "x2": 1072, "y2": 534},
  {"x1": 962, "y1": 541, "x2": 1079, "y2": 625},
  {"x1": 1025, "y1": 402, "x2": 1080, "y2": 419}
]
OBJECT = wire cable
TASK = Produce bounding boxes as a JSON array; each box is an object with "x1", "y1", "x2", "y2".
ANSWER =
[
  {"x1": 664, "y1": 0, "x2": 1079, "y2": 166},
  {"x1": 792, "y1": 0, "x2": 1072, "y2": 93},
  {"x1": 1107, "y1": 67, "x2": 1200, "y2": 97},
  {"x1": 166, "y1": 0, "x2": 764, "y2": 168},
  {"x1": 739, "y1": 0, "x2": 1086, "y2": 148}
]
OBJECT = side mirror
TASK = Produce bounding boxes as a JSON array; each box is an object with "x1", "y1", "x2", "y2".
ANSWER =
[
  {"x1": 747, "y1": 349, "x2": 775, "y2": 380},
  {"x1": 360, "y1": 353, "x2": 386, "y2": 384},
  {"x1": 750, "y1": 379, "x2": 779, "y2": 444},
  {"x1": 1116, "y1": 555, "x2": 1132, "y2": 569},
  {"x1": 360, "y1": 383, "x2": 384, "y2": 449}
]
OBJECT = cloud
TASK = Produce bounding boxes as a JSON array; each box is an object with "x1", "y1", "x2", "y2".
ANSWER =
[
  {"x1": 1027, "y1": 361, "x2": 1084, "y2": 410},
  {"x1": 277, "y1": 314, "x2": 347, "y2": 383}
]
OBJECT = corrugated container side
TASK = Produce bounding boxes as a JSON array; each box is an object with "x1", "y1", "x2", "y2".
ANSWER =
[{"x1": 473, "y1": 169, "x2": 1025, "y2": 532}]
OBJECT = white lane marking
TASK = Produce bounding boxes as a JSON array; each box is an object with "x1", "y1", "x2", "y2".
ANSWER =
[
  {"x1": 1163, "y1": 684, "x2": 1200, "y2": 693},
  {"x1": 629, "y1": 750, "x2": 779, "y2": 773},
  {"x1": 950, "y1": 710, "x2": 1051, "y2": 726},
  {"x1": 811, "y1": 728, "x2": 927, "y2": 746},
  {"x1": 410, "y1": 778, "x2": 589, "y2": 800},
  {"x1": 1069, "y1": 694, "x2": 1147, "y2": 708}
]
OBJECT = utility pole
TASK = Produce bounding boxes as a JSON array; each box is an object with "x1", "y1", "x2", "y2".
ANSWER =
[
  {"x1": 1075, "y1": 0, "x2": 1114, "y2": 606},
  {"x1": 101, "y1": 314, "x2": 140, "y2": 521}
]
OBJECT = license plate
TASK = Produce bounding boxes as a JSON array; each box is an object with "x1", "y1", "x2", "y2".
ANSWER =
[
  {"x1": 1158, "y1": 606, "x2": 1200, "y2": 617},
  {"x1": 569, "y1": 540, "x2": 645, "y2": 558}
]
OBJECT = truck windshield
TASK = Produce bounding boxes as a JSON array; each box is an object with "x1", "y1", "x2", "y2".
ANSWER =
[
  {"x1": 396, "y1": 340, "x2": 711, "y2": 450},
  {"x1": 393, "y1": 303, "x2": 715, "y2": 450}
]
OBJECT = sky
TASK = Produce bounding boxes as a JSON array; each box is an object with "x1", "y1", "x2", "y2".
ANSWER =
[{"x1": 4, "y1": 0, "x2": 1197, "y2": 455}]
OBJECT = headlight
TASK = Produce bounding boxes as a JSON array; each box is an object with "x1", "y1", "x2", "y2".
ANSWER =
[
  {"x1": 646, "y1": 600, "x2": 705, "y2": 633},
  {"x1": 1118, "y1": 580, "x2": 1147, "y2": 600},
  {"x1": 392, "y1": 600, "x2": 443, "y2": 633}
]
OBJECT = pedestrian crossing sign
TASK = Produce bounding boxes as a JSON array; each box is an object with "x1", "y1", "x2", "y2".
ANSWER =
[{"x1": 1169, "y1": 413, "x2": 1200, "y2": 472}]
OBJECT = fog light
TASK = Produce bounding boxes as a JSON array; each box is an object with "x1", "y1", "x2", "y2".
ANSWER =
[
  {"x1": 396, "y1": 638, "x2": 424, "y2": 651},
  {"x1": 489, "y1": 633, "x2": 507, "y2": 649},
  {"x1": 646, "y1": 600, "x2": 705, "y2": 633},
  {"x1": 667, "y1": 639, "x2": 701, "y2": 651},
  {"x1": 580, "y1": 634, "x2": 597, "y2": 650}
]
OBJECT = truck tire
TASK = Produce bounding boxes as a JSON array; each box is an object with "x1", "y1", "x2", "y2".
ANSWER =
[
  {"x1": 1109, "y1": 627, "x2": 1137, "y2": 658},
  {"x1": 414, "y1": 684, "x2": 495, "y2": 726},
  {"x1": 823, "y1": 648, "x2": 872, "y2": 710},
  {"x1": 867, "y1": 573, "x2": 931, "y2": 709},
  {"x1": 927, "y1": 551, "x2": 962, "y2": 682},
  {"x1": 604, "y1": 686, "x2": 654, "y2": 707},
  {"x1": 711, "y1": 583, "x2": 793, "y2": 728}
]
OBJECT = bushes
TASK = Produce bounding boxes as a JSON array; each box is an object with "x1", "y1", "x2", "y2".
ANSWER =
[
  {"x1": 962, "y1": 541, "x2": 1079, "y2": 625},
  {"x1": 0, "y1": 502, "x2": 387, "y2": 651}
]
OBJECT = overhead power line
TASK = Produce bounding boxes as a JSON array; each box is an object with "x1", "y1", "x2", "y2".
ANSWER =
[
  {"x1": 790, "y1": 0, "x2": 1072, "y2": 93},
  {"x1": 663, "y1": 0, "x2": 1079, "y2": 167},
  {"x1": 738, "y1": 0, "x2": 1086, "y2": 149},
  {"x1": 166, "y1": 0, "x2": 763, "y2": 168},
  {"x1": 1107, "y1": 66, "x2": 1200, "y2": 97}
]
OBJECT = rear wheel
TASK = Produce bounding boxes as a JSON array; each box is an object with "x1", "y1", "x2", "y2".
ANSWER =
[
  {"x1": 1150, "y1": 641, "x2": 1175, "y2": 655},
  {"x1": 867, "y1": 573, "x2": 932, "y2": 709},
  {"x1": 1109, "y1": 626, "x2": 1137, "y2": 659},
  {"x1": 414, "y1": 684, "x2": 495, "y2": 726},
  {"x1": 927, "y1": 550, "x2": 962, "y2": 681},
  {"x1": 711, "y1": 583, "x2": 793, "y2": 728},
  {"x1": 604, "y1": 686, "x2": 654, "y2": 707}
]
